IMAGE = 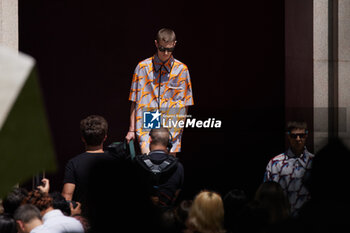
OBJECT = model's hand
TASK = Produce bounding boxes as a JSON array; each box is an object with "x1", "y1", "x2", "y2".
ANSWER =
[
  {"x1": 37, "y1": 178, "x2": 50, "y2": 194},
  {"x1": 125, "y1": 131, "x2": 135, "y2": 143}
]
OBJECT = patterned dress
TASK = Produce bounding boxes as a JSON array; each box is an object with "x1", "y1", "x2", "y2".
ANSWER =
[
  {"x1": 264, "y1": 147, "x2": 314, "y2": 216},
  {"x1": 129, "y1": 54, "x2": 194, "y2": 152}
]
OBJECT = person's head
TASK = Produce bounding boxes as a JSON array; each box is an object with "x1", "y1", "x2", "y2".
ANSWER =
[
  {"x1": 223, "y1": 189, "x2": 248, "y2": 210},
  {"x1": 175, "y1": 200, "x2": 192, "y2": 225},
  {"x1": 0, "y1": 214, "x2": 17, "y2": 233},
  {"x1": 22, "y1": 190, "x2": 53, "y2": 214},
  {"x1": 149, "y1": 127, "x2": 171, "y2": 151},
  {"x1": 80, "y1": 115, "x2": 108, "y2": 147},
  {"x1": 155, "y1": 28, "x2": 177, "y2": 62},
  {"x1": 2, "y1": 187, "x2": 28, "y2": 216},
  {"x1": 223, "y1": 189, "x2": 248, "y2": 232},
  {"x1": 13, "y1": 204, "x2": 42, "y2": 233},
  {"x1": 187, "y1": 190, "x2": 225, "y2": 233},
  {"x1": 286, "y1": 121, "x2": 308, "y2": 153},
  {"x1": 160, "y1": 209, "x2": 176, "y2": 233},
  {"x1": 172, "y1": 200, "x2": 192, "y2": 232},
  {"x1": 254, "y1": 181, "x2": 290, "y2": 223},
  {"x1": 50, "y1": 192, "x2": 71, "y2": 216}
]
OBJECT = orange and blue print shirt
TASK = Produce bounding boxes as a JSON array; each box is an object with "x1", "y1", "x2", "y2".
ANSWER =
[{"x1": 129, "y1": 54, "x2": 194, "y2": 152}]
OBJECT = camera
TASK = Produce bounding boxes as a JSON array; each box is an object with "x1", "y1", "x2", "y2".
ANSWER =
[{"x1": 67, "y1": 200, "x2": 78, "y2": 209}]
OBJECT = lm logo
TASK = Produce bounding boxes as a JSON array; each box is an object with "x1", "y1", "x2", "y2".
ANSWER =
[{"x1": 143, "y1": 110, "x2": 161, "y2": 129}]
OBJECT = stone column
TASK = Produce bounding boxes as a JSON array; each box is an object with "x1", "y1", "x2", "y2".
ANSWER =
[
  {"x1": 0, "y1": 0, "x2": 18, "y2": 50},
  {"x1": 314, "y1": 0, "x2": 350, "y2": 152},
  {"x1": 287, "y1": 0, "x2": 350, "y2": 152},
  {"x1": 338, "y1": 0, "x2": 350, "y2": 147},
  {"x1": 314, "y1": 0, "x2": 329, "y2": 153}
]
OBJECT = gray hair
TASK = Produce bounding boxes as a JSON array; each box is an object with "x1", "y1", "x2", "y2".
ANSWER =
[{"x1": 14, "y1": 204, "x2": 41, "y2": 223}]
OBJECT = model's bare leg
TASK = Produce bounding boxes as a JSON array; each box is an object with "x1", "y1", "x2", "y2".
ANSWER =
[{"x1": 141, "y1": 147, "x2": 150, "y2": 155}]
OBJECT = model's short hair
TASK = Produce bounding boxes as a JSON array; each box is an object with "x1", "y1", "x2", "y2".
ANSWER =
[
  {"x1": 14, "y1": 204, "x2": 41, "y2": 223},
  {"x1": 156, "y1": 28, "x2": 176, "y2": 43},
  {"x1": 22, "y1": 190, "x2": 53, "y2": 211},
  {"x1": 187, "y1": 190, "x2": 225, "y2": 233},
  {"x1": 149, "y1": 128, "x2": 170, "y2": 147},
  {"x1": 286, "y1": 121, "x2": 308, "y2": 133},
  {"x1": 80, "y1": 115, "x2": 108, "y2": 146}
]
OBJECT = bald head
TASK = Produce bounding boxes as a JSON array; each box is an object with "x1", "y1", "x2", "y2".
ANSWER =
[{"x1": 149, "y1": 128, "x2": 170, "y2": 148}]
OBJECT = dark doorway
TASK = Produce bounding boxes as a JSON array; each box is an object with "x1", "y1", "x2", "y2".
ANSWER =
[{"x1": 19, "y1": 0, "x2": 285, "y2": 199}]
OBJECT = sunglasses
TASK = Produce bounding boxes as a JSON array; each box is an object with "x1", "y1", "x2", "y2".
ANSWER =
[
  {"x1": 288, "y1": 133, "x2": 307, "y2": 139},
  {"x1": 158, "y1": 46, "x2": 175, "y2": 52}
]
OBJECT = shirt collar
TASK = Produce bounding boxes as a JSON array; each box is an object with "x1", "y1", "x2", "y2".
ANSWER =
[
  {"x1": 152, "y1": 54, "x2": 174, "y2": 73},
  {"x1": 286, "y1": 147, "x2": 309, "y2": 158},
  {"x1": 148, "y1": 150, "x2": 169, "y2": 161},
  {"x1": 149, "y1": 149, "x2": 168, "y2": 155}
]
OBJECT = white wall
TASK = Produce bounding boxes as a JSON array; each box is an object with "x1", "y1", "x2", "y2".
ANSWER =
[{"x1": 0, "y1": 0, "x2": 18, "y2": 50}]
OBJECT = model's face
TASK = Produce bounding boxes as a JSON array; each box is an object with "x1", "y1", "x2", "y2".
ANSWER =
[
  {"x1": 288, "y1": 128, "x2": 307, "y2": 153},
  {"x1": 155, "y1": 40, "x2": 176, "y2": 62}
]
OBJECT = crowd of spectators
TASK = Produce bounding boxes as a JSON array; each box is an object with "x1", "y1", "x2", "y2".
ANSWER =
[{"x1": 0, "y1": 117, "x2": 349, "y2": 233}]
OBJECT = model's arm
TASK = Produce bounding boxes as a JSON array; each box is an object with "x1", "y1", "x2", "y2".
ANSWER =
[
  {"x1": 62, "y1": 183, "x2": 75, "y2": 201},
  {"x1": 125, "y1": 102, "x2": 136, "y2": 143},
  {"x1": 263, "y1": 160, "x2": 273, "y2": 182},
  {"x1": 181, "y1": 106, "x2": 189, "y2": 125}
]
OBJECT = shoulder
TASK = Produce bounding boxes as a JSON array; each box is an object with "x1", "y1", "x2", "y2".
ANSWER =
[
  {"x1": 103, "y1": 151, "x2": 124, "y2": 160},
  {"x1": 136, "y1": 57, "x2": 153, "y2": 69},
  {"x1": 66, "y1": 153, "x2": 85, "y2": 166},
  {"x1": 67, "y1": 152, "x2": 112, "y2": 166},
  {"x1": 62, "y1": 215, "x2": 83, "y2": 226},
  {"x1": 173, "y1": 58, "x2": 189, "y2": 70},
  {"x1": 173, "y1": 58, "x2": 186, "y2": 66},
  {"x1": 167, "y1": 156, "x2": 182, "y2": 174},
  {"x1": 30, "y1": 225, "x2": 47, "y2": 233},
  {"x1": 175, "y1": 161, "x2": 184, "y2": 177},
  {"x1": 271, "y1": 153, "x2": 287, "y2": 161},
  {"x1": 267, "y1": 153, "x2": 287, "y2": 166},
  {"x1": 176, "y1": 160, "x2": 184, "y2": 170},
  {"x1": 135, "y1": 153, "x2": 149, "y2": 162},
  {"x1": 304, "y1": 148, "x2": 315, "y2": 158},
  {"x1": 134, "y1": 154, "x2": 151, "y2": 169},
  {"x1": 67, "y1": 152, "x2": 90, "y2": 163},
  {"x1": 45, "y1": 210, "x2": 83, "y2": 229}
]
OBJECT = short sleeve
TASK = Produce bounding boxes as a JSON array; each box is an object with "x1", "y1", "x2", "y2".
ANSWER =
[
  {"x1": 63, "y1": 159, "x2": 76, "y2": 184},
  {"x1": 263, "y1": 160, "x2": 272, "y2": 182},
  {"x1": 182, "y1": 69, "x2": 194, "y2": 106},
  {"x1": 129, "y1": 65, "x2": 140, "y2": 102}
]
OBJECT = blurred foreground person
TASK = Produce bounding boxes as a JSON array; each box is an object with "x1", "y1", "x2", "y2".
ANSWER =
[
  {"x1": 14, "y1": 204, "x2": 43, "y2": 233},
  {"x1": 185, "y1": 190, "x2": 226, "y2": 233},
  {"x1": 23, "y1": 190, "x2": 83, "y2": 233}
]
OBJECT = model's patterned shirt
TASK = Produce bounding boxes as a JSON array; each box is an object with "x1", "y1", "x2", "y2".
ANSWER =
[
  {"x1": 264, "y1": 147, "x2": 314, "y2": 216},
  {"x1": 129, "y1": 54, "x2": 194, "y2": 152}
]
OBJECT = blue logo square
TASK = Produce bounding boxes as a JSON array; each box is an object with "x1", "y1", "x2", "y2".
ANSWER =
[{"x1": 143, "y1": 110, "x2": 161, "y2": 129}]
